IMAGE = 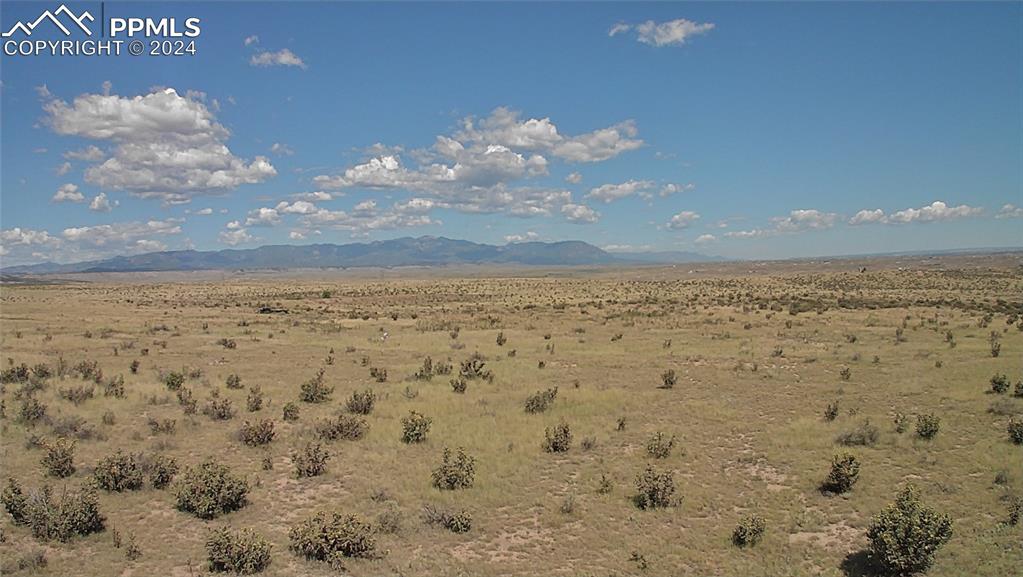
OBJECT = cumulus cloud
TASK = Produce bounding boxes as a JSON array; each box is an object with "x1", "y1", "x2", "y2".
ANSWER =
[
  {"x1": 243, "y1": 35, "x2": 259, "y2": 46},
  {"x1": 659, "y1": 182, "x2": 695, "y2": 196},
  {"x1": 565, "y1": 172, "x2": 582, "y2": 184},
  {"x1": 848, "y1": 201, "x2": 983, "y2": 225},
  {"x1": 504, "y1": 231, "x2": 540, "y2": 243},
  {"x1": 88, "y1": 193, "x2": 118, "y2": 212},
  {"x1": 250, "y1": 49, "x2": 307, "y2": 69},
  {"x1": 996, "y1": 203, "x2": 1023, "y2": 219},
  {"x1": 2, "y1": 219, "x2": 186, "y2": 265},
  {"x1": 190, "y1": 207, "x2": 214, "y2": 215},
  {"x1": 52, "y1": 183, "x2": 85, "y2": 203},
  {"x1": 585, "y1": 180, "x2": 655, "y2": 203},
  {"x1": 561, "y1": 203, "x2": 599, "y2": 224},
  {"x1": 270, "y1": 142, "x2": 294, "y2": 156},
  {"x1": 42, "y1": 87, "x2": 275, "y2": 204},
  {"x1": 694, "y1": 234, "x2": 716, "y2": 244},
  {"x1": 610, "y1": 18, "x2": 715, "y2": 47},
  {"x1": 725, "y1": 209, "x2": 837, "y2": 239},
  {"x1": 55, "y1": 161, "x2": 72, "y2": 176},
  {"x1": 667, "y1": 210, "x2": 701, "y2": 229},
  {"x1": 290, "y1": 191, "x2": 333, "y2": 202},
  {"x1": 64, "y1": 145, "x2": 105, "y2": 161},
  {"x1": 219, "y1": 226, "x2": 254, "y2": 246}
]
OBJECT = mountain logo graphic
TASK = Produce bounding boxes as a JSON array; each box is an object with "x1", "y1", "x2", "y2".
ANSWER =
[{"x1": 1, "y1": 4, "x2": 94, "y2": 38}]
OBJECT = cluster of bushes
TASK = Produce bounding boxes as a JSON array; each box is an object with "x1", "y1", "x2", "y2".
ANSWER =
[
  {"x1": 289, "y1": 512, "x2": 376, "y2": 570},
  {"x1": 173, "y1": 460, "x2": 249, "y2": 519},
  {"x1": 2, "y1": 479, "x2": 105, "y2": 542}
]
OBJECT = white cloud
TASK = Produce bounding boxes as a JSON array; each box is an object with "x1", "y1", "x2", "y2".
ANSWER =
[
  {"x1": 772, "y1": 209, "x2": 837, "y2": 232},
  {"x1": 64, "y1": 145, "x2": 105, "y2": 161},
  {"x1": 250, "y1": 49, "x2": 307, "y2": 69},
  {"x1": 191, "y1": 207, "x2": 214, "y2": 215},
  {"x1": 243, "y1": 35, "x2": 259, "y2": 46},
  {"x1": 602, "y1": 243, "x2": 653, "y2": 253},
  {"x1": 270, "y1": 142, "x2": 294, "y2": 156},
  {"x1": 88, "y1": 192, "x2": 118, "y2": 212},
  {"x1": 504, "y1": 231, "x2": 539, "y2": 243},
  {"x1": 667, "y1": 210, "x2": 701, "y2": 229},
  {"x1": 659, "y1": 182, "x2": 695, "y2": 196},
  {"x1": 55, "y1": 161, "x2": 72, "y2": 176},
  {"x1": 43, "y1": 88, "x2": 275, "y2": 204},
  {"x1": 611, "y1": 18, "x2": 716, "y2": 47},
  {"x1": 62, "y1": 219, "x2": 182, "y2": 246},
  {"x1": 849, "y1": 208, "x2": 886, "y2": 225},
  {"x1": 565, "y1": 172, "x2": 582, "y2": 184},
  {"x1": 886, "y1": 201, "x2": 982, "y2": 224},
  {"x1": 996, "y1": 203, "x2": 1023, "y2": 219},
  {"x1": 289, "y1": 231, "x2": 306, "y2": 240},
  {"x1": 585, "y1": 180, "x2": 655, "y2": 203},
  {"x1": 1, "y1": 220, "x2": 182, "y2": 265},
  {"x1": 694, "y1": 234, "x2": 716, "y2": 244},
  {"x1": 551, "y1": 121, "x2": 643, "y2": 162},
  {"x1": 561, "y1": 203, "x2": 599, "y2": 224},
  {"x1": 244, "y1": 207, "x2": 282, "y2": 227},
  {"x1": 219, "y1": 227, "x2": 254, "y2": 246},
  {"x1": 52, "y1": 183, "x2": 85, "y2": 203},
  {"x1": 291, "y1": 191, "x2": 333, "y2": 202}
]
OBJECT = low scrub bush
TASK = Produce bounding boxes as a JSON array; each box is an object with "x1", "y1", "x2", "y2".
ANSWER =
[
  {"x1": 821, "y1": 452, "x2": 860, "y2": 494},
  {"x1": 1008, "y1": 418, "x2": 1023, "y2": 445},
  {"x1": 282, "y1": 402, "x2": 299, "y2": 422},
  {"x1": 431, "y1": 447, "x2": 475, "y2": 490},
  {"x1": 41, "y1": 438, "x2": 75, "y2": 478},
  {"x1": 144, "y1": 453, "x2": 179, "y2": 489},
  {"x1": 289, "y1": 512, "x2": 376, "y2": 569},
  {"x1": 916, "y1": 413, "x2": 940, "y2": 439},
  {"x1": 542, "y1": 421, "x2": 572, "y2": 453},
  {"x1": 732, "y1": 514, "x2": 766, "y2": 547},
  {"x1": 400, "y1": 411, "x2": 432, "y2": 444},
  {"x1": 836, "y1": 419, "x2": 879, "y2": 447},
  {"x1": 293, "y1": 443, "x2": 331, "y2": 478},
  {"x1": 634, "y1": 465, "x2": 677, "y2": 509},
  {"x1": 94, "y1": 450, "x2": 144, "y2": 491},
  {"x1": 6, "y1": 482, "x2": 105, "y2": 542},
  {"x1": 422, "y1": 504, "x2": 472, "y2": 533},
  {"x1": 239, "y1": 420, "x2": 275, "y2": 446},
  {"x1": 316, "y1": 414, "x2": 368, "y2": 441},
  {"x1": 299, "y1": 369, "x2": 333, "y2": 403},
  {"x1": 345, "y1": 390, "x2": 377, "y2": 415},
  {"x1": 206, "y1": 526, "x2": 273, "y2": 574},
  {"x1": 173, "y1": 460, "x2": 249, "y2": 519},
  {"x1": 525, "y1": 387, "x2": 558, "y2": 414},
  {"x1": 646, "y1": 432, "x2": 677, "y2": 459},
  {"x1": 867, "y1": 485, "x2": 952, "y2": 575}
]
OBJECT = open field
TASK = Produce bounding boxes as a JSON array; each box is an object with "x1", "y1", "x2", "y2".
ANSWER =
[{"x1": 1, "y1": 258, "x2": 1021, "y2": 576}]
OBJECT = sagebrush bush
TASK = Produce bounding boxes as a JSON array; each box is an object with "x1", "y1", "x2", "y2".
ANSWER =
[
  {"x1": 203, "y1": 396, "x2": 236, "y2": 421},
  {"x1": 18, "y1": 397, "x2": 47, "y2": 426},
  {"x1": 822, "y1": 452, "x2": 860, "y2": 494},
  {"x1": 542, "y1": 421, "x2": 572, "y2": 453},
  {"x1": 431, "y1": 447, "x2": 475, "y2": 490},
  {"x1": 163, "y1": 371, "x2": 185, "y2": 391},
  {"x1": 732, "y1": 514, "x2": 766, "y2": 547},
  {"x1": 282, "y1": 402, "x2": 299, "y2": 422},
  {"x1": 645, "y1": 432, "x2": 677, "y2": 459},
  {"x1": 525, "y1": 387, "x2": 558, "y2": 413},
  {"x1": 867, "y1": 485, "x2": 952, "y2": 576},
  {"x1": 20, "y1": 484, "x2": 105, "y2": 542},
  {"x1": 345, "y1": 390, "x2": 377, "y2": 415},
  {"x1": 459, "y1": 358, "x2": 492, "y2": 382},
  {"x1": 422, "y1": 504, "x2": 472, "y2": 533},
  {"x1": 102, "y1": 374, "x2": 125, "y2": 398},
  {"x1": 94, "y1": 450, "x2": 144, "y2": 492},
  {"x1": 1008, "y1": 418, "x2": 1023, "y2": 445},
  {"x1": 226, "y1": 374, "x2": 243, "y2": 390},
  {"x1": 990, "y1": 373, "x2": 1010, "y2": 394},
  {"x1": 824, "y1": 401, "x2": 839, "y2": 422},
  {"x1": 299, "y1": 369, "x2": 333, "y2": 403},
  {"x1": 239, "y1": 420, "x2": 275, "y2": 446},
  {"x1": 293, "y1": 443, "x2": 330, "y2": 478},
  {"x1": 289, "y1": 512, "x2": 376, "y2": 569},
  {"x1": 173, "y1": 460, "x2": 249, "y2": 519},
  {"x1": 2, "y1": 478, "x2": 27, "y2": 524},
  {"x1": 400, "y1": 411, "x2": 432, "y2": 444},
  {"x1": 659, "y1": 369, "x2": 676, "y2": 389},
  {"x1": 450, "y1": 377, "x2": 467, "y2": 394},
  {"x1": 634, "y1": 465, "x2": 677, "y2": 509},
  {"x1": 145, "y1": 453, "x2": 179, "y2": 489},
  {"x1": 836, "y1": 419, "x2": 879, "y2": 446},
  {"x1": 916, "y1": 413, "x2": 940, "y2": 439},
  {"x1": 246, "y1": 386, "x2": 264, "y2": 412},
  {"x1": 316, "y1": 414, "x2": 368, "y2": 441},
  {"x1": 41, "y1": 438, "x2": 75, "y2": 478},
  {"x1": 206, "y1": 526, "x2": 273, "y2": 574}
]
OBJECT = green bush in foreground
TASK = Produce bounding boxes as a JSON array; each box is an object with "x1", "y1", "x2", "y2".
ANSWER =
[
  {"x1": 173, "y1": 460, "x2": 249, "y2": 519},
  {"x1": 289, "y1": 512, "x2": 376, "y2": 570},
  {"x1": 732, "y1": 514, "x2": 766, "y2": 547},
  {"x1": 867, "y1": 485, "x2": 952, "y2": 576},
  {"x1": 206, "y1": 526, "x2": 273, "y2": 574}
]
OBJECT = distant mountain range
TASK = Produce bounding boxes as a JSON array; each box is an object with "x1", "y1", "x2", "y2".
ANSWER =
[{"x1": 0, "y1": 236, "x2": 723, "y2": 274}]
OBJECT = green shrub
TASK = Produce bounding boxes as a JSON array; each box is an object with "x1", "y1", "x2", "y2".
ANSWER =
[
  {"x1": 459, "y1": 358, "x2": 492, "y2": 382},
  {"x1": 22, "y1": 484, "x2": 105, "y2": 542},
  {"x1": 102, "y1": 374, "x2": 125, "y2": 398},
  {"x1": 893, "y1": 412, "x2": 909, "y2": 433},
  {"x1": 824, "y1": 401, "x2": 839, "y2": 422},
  {"x1": 145, "y1": 454, "x2": 179, "y2": 489},
  {"x1": 203, "y1": 396, "x2": 236, "y2": 421},
  {"x1": 1008, "y1": 418, "x2": 1023, "y2": 445},
  {"x1": 226, "y1": 374, "x2": 243, "y2": 389},
  {"x1": 163, "y1": 371, "x2": 185, "y2": 391},
  {"x1": 450, "y1": 377, "x2": 467, "y2": 394},
  {"x1": 173, "y1": 460, "x2": 249, "y2": 519},
  {"x1": 990, "y1": 373, "x2": 1010, "y2": 394},
  {"x1": 299, "y1": 369, "x2": 333, "y2": 403},
  {"x1": 41, "y1": 438, "x2": 75, "y2": 478},
  {"x1": 659, "y1": 369, "x2": 676, "y2": 389},
  {"x1": 822, "y1": 452, "x2": 860, "y2": 494},
  {"x1": 59, "y1": 385, "x2": 95, "y2": 405},
  {"x1": 239, "y1": 420, "x2": 275, "y2": 446},
  {"x1": 916, "y1": 413, "x2": 940, "y2": 439},
  {"x1": 400, "y1": 411, "x2": 432, "y2": 444},
  {"x1": 293, "y1": 443, "x2": 330, "y2": 478},
  {"x1": 524, "y1": 387, "x2": 558, "y2": 414},
  {"x1": 345, "y1": 389, "x2": 377, "y2": 415},
  {"x1": 542, "y1": 422, "x2": 572, "y2": 453},
  {"x1": 246, "y1": 386, "x2": 264, "y2": 412},
  {"x1": 422, "y1": 504, "x2": 472, "y2": 533},
  {"x1": 431, "y1": 447, "x2": 475, "y2": 490},
  {"x1": 836, "y1": 419, "x2": 879, "y2": 446},
  {"x1": 94, "y1": 451, "x2": 144, "y2": 492},
  {"x1": 282, "y1": 402, "x2": 299, "y2": 422},
  {"x1": 369, "y1": 367, "x2": 388, "y2": 383},
  {"x1": 315, "y1": 414, "x2": 368, "y2": 441},
  {"x1": 867, "y1": 485, "x2": 952, "y2": 575},
  {"x1": 732, "y1": 514, "x2": 766, "y2": 547},
  {"x1": 206, "y1": 526, "x2": 273, "y2": 574},
  {"x1": 18, "y1": 397, "x2": 47, "y2": 426},
  {"x1": 634, "y1": 465, "x2": 677, "y2": 509},
  {"x1": 645, "y1": 432, "x2": 676, "y2": 459},
  {"x1": 2, "y1": 478, "x2": 27, "y2": 524},
  {"x1": 289, "y1": 512, "x2": 376, "y2": 569}
]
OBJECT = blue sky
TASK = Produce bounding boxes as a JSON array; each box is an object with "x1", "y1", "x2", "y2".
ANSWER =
[{"x1": 1, "y1": 1, "x2": 1021, "y2": 265}]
